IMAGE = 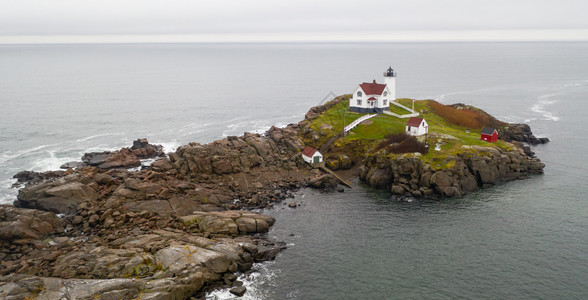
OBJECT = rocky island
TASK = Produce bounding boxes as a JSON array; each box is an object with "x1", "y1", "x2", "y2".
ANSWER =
[{"x1": 0, "y1": 96, "x2": 547, "y2": 299}]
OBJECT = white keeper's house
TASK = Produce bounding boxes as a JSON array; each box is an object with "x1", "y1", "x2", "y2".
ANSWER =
[{"x1": 349, "y1": 67, "x2": 397, "y2": 113}]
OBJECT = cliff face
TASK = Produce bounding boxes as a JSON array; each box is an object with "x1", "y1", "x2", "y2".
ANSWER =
[{"x1": 359, "y1": 145, "x2": 545, "y2": 198}]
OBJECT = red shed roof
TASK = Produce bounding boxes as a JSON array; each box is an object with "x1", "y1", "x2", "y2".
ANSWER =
[
  {"x1": 406, "y1": 117, "x2": 424, "y2": 127},
  {"x1": 302, "y1": 146, "x2": 318, "y2": 157},
  {"x1": 367, "y1": 97, "x2": 377, "y2": 101},
  {"x1": 360, "y1": 80, "x2": 387, "y2": 95}
]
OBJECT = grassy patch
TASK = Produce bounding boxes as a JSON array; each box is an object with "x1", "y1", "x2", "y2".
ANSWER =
[
  {"x1": 344, "y1": 114, "x2": 405, "y2": 140},
  {"x1": 388, "y1": 102, "x2": 413, "y2": 115},
  {"x1": 308, "y1": 98, "x2": 513, "y2": 159}
]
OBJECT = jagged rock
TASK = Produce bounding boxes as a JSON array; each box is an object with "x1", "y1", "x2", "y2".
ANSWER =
[
  {"x1": 361, "y1": 142, "x2": 545, "y2": 198},
  {"x1": 81, "y1": 139, "x2": 163, "y2": 170},
  {"x1": 308, "y1": 174, "x2": 338, "y2": 190},
  {"x1": 60, "y1": 161, "x2": 88, "y2": 169},
  {"x1": 131, "y1": 138, "x2": 164, "y2": 159},
  {"x1": 326, "y1": 154, "x2": 353, "y2": 171},
  {"x1": 0, "y1": 205, "x2": 64, "y2": 241},
  {"x1": 498, "y1": 123, "x2": 549, "y2": 145},
  {"x1": 366, "y1": 168, "x2": 391, "y2": 189},
  {"x1": 12, "y1": 170, "x2": 64, "y2": 185},
  {"x1": 179, "y1": 211, "x2": 275, "y2": 234},
  {"x1": 151, "y1": 158, "x2": 174, "y2": 172},
  {"x1": 83, "y1": 148, "x2": 141, "y2": 169},
  {"x1": 156, "y1": 245, "x2": 231, "y2": 274},
  {"x1": 15, "y1": 177, "x2": 98, "y2": 215},
  {"x1": 230, "y1": 286, "x2": 247, "y2": 297}
]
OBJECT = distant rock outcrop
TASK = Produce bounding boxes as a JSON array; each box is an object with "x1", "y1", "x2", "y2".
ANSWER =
[
  {"x1": 360, "y1": 145, "x2": 545, "y2": 198},
  {"x1": 499, "y1": 123, "x2": 549, "y2": 145},
  {"x1": 81, "y1": 138, "x2": 164, "y2": 169}
]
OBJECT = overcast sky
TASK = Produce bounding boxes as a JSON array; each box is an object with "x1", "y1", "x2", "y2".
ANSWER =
[{"x1": 2, "y1": 0, "x2": 588, "y2": 43}]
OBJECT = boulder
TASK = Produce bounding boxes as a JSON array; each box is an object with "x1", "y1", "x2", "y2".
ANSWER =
[
  {"x1": 309, "y1": 174, "x2": 338, "y2": 190},
  {"x1": 131, "y1": 138, "x2": 164, "y2": 159},
  {"x1": 366, "y1": 168, "x2": 391, "y2": 189},
  {"x1": 60, "y1": 161, "x2": 87, "y2": 169},
  {"x1": 155, "y1": 245, "x2": 231, "y2": 274},
  {"x1": 429, "y1": 171, "x2": 453, "y2": 194},
  {"x1": 230, "y1": 286, "x2": 247, "y2": 297},
  {"x1": 15, "y1": 178, "x2": 98, "y2": 215},
  {"x1": 0, "y1": 205, "x2": 64, "y2": 241}
]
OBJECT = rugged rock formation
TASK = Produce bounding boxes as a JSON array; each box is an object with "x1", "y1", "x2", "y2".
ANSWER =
[
  {"x1": 1, "y1": 201, "x2": 284, "y2": 299},
  {"x1": 3, "y1": 97, "x2": 550, "y2": 298},
  {"x1": 304, "y1": 95, "x2": 346, "y2": 120},
  {"x1": 360, "y1": 145, "x2": 545, "y2": 198},
  {"x1": 81, "y1": 138, "x2": 164, "y2": 170},
  {"x1": 325, "y1": 154, "x2": 353, "y2": 171},
  {"x1": 14, "y1": 174, "x2": 98, "y2": 215},
  {"x1": 4, "y1": 126, "x2": 313, "y2": 299},
  {"x1": 12, "y1": 170, "x2": 65, "y2": 186},
  {"x1": 499, "y1": 123, "x2": 549, "y2": 145}
]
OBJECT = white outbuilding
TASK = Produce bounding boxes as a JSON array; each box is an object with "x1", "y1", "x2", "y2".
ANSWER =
[
  {"x1": 406, "y1": 117, "x2": 428, "y2": 136},
  {"x1": 302, "y1": 146, "x2": 323, "y2": 164},
  {"x1": 349, "y1": 67, "x2": 397, "y2": 113}
]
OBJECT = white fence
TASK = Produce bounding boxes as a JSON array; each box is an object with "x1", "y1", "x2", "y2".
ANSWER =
[{"x1": 382, "y1": 111, "x2": 420, "y2": 118}]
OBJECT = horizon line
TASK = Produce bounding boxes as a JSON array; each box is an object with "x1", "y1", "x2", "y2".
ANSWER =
[{"x1": 1, "y1": 29, "x2": 588, "y2": 45}]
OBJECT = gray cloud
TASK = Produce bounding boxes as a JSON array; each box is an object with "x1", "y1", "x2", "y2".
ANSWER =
[{"x1": 1, "y1": 0, "x2": 587, "y2": 36}]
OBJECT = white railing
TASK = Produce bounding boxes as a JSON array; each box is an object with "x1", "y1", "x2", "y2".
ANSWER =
[{"x1": 345, "y1": 114, "x2": 377, "y2": 132}]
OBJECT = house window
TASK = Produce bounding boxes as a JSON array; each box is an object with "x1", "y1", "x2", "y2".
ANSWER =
[
  {"x1": 357, "y1": 91, "x2": 362, "y2": 97},
  {"x1": 383, "y1": 100, "x2": 387, "y2": 105},
  {"x1": 357, "y1": 100, "x2": 362, "y2": 106},
  {"x1": 383, "y1": 91, "x2": 388, "y2": 96}
]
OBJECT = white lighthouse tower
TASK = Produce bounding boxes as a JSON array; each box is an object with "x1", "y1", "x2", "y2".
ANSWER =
[{"x1": 383, "y1": 66, "x2": 397, "y2": 100}]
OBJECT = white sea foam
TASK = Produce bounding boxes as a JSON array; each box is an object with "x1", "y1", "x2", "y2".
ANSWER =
[
  {"x1": 206, "y1": 262, "x2": 280, "y2": 300},
  {"x1": 75, "y1": 132, "x2": 124, "y2": 143},
  {"x1": 157, "y1": 141, "x2": 180, "y2": 154},
  {"x1": 0, "y1": 144, "x2": 59, "y2": 164},
  {"x1": 530, "y1": 99, "x2": 560, "y2": 121},
  {"x1": 0, "y1": 178, "x2": 18, "y2": 205},
  {"x1": 30, "y1": 150, "x2": 78, "y2": 172}
]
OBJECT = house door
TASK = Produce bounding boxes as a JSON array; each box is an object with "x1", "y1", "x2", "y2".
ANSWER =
[{"x1": 313, "y1": 156, "x2": 320, "y2": 163}]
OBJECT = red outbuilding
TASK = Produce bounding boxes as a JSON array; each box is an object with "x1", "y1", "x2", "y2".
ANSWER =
[{"x1": 481, "y1": 127, "x2": 498, "y2": 142}]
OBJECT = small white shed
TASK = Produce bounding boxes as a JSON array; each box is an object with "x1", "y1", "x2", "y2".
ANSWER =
[
  {"x1": 406, "y1": 117, "x2": 428, "y2": 136},
  {"x1": 302, "y1": 146, "x2": 323, "y2": 164}
]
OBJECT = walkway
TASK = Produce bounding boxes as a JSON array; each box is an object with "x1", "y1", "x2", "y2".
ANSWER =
[
  {"x1": 344, "y1": 114, "x2": 377, "y2": 132},
  {"x1": 320, "y1": 166, "x2": 353, "y2": 188}
]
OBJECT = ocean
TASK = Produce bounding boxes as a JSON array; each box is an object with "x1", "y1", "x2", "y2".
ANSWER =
[{"x1": 1, "y1": 42, "x2": 587, "y2": 299}]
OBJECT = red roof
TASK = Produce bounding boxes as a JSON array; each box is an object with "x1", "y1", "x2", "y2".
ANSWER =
[
  {"x1": 367, "y1": 97, "x2": 377, "y2": 101},
  {"x1": 406, "y1": 117, "x2": 424, "y2": 127},
  {"x1": 302, "y1": 146, "x2": 318, "y2": 157},
  {"x1": 359, "y1": 80, "x2": 387, "y2": 95}
]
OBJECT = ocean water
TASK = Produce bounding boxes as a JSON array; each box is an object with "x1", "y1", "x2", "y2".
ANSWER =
[{"x1": 1, "y1": 42, "x2": 588, "y2": 299}]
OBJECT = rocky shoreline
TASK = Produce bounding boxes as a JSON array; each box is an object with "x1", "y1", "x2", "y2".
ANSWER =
[
  {"x1": 2, "y1": 125, "x2": 317, "y2": 299},
  {"x1": 1, "y1": 98, "x2": 547, "y2": 299},
  {"x1": 359, "y1": 142, "x2": 545, "y2": 198}
]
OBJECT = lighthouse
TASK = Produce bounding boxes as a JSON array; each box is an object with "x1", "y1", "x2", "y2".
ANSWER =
[
  {"x1": 383, "y1": 66, "x2": 396, "y2": 100},
  {"x1": 349, "y1": 66, "x2": 398, "y2": 113}
]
